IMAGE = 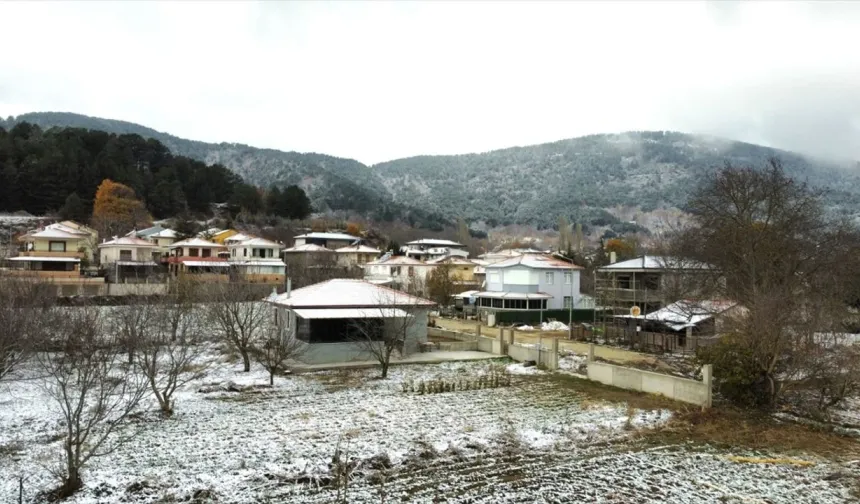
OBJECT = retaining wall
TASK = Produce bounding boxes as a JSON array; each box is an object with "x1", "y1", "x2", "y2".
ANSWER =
[{"x1": 585, "y1": 345, "x2": 712, "y2": 407}]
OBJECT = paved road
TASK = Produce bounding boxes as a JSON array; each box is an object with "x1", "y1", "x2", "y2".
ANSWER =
[{"x1": 434, "y1": 317, "x2": 666, "y2": 367}]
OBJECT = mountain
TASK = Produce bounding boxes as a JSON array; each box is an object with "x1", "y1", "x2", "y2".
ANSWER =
[
  {"x1": 0, "y1": 112, "x2": 446, "y2": 229},
  {"x1": 4, "y1": 113, "x2": 860, "y2": 233}
]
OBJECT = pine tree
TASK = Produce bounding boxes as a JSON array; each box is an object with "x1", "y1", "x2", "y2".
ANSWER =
[{"x1": 59, "y1": 193, "x2": 88, "y2": 222}]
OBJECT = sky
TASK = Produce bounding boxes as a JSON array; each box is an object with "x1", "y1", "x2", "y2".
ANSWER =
[{"x1": 1, "y1": 1, "x2": 859, "y2": 165}]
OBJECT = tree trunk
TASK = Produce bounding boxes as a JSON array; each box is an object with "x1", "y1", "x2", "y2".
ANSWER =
[
  {"x1": 381, "y1": 361, "x2": 389, "y2": 379},
  {"x1": 241, "y1": 350, "x2": 251, "y2": 372},
  {"x1": 269, "y1": 371, "x2": 274, "y2": 386}
]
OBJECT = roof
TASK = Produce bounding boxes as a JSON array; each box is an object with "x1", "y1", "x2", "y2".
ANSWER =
[
  {"x1": 229, "y1": 237, "x2": 283, "y2": 248},
  {"x1": 293, "y1": 307, "x2": 411, "y2": 319},
  {"x1": 617, "y1": 299, "x2": 739, "y2": 331},
  {"x1": 366, "y1": 256, "x2": 430, "y2": 266},
  {"x1": 169, "y1": 238, "x2": 223, "y2": 249},
  {"x1": 473, "y1": 291, "x2": 553, "y2": 300},
  {"x1": 454, "y1": 290, "x2": 480, "y2": 299},
  {"x1": 182, "y1": 261, "x2": 231, "y2": 267},
  {"x1": 267, "y1": 279, "x2": 436, "y2": 308},
  {"x1": 99, "y1": 237, "x2": 156, "y2": 248},
  {"x1": 487, "y1": 254, "x2": 581, "y2": 270},
  {"x1": 224, "y1": 233, "x2": 254, "y2": 242},
  {"x1": 597, "y1": 255, "x2": 710, "y2": 272},
  {"x1": 406, "y1": 238, "x2": 464, "y2": 247},
  {"x1": 294, "y1": 232, "x2": 361, "y2": 242},
  {"x1": 478, "y1": 248, "x2": 544, "y2": 260},
  {"x1": 335, "y1": 244, "x2": 382, "y2": 254},
  {"x1": 283, "y1": 243, "x2": 336, "y2": 253},
  {"x1": 426, "y1": 256, "x2": 475, "y2": 265},
  {"x1": 21, "y1": 223, "x2": 90, "y2": 240},
  {"x1": 149, "y1": 228, "x2": 178, "y2": 239},
  {"x1": 9, "y1": 256, "x2": 80, "y2": 262}
]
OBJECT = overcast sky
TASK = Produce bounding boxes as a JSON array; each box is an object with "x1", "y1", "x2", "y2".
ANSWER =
[{"x1": 1, "y1": 1, "x2": 859, "y2": 165}]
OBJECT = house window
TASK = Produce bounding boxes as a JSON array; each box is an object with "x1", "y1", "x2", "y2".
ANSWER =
[
  {"x1": 49, "y1": 241, "x2": 66, "y2": 252},
  {"x1": 243, "y1": 248, "x2": 247, "y2": 257},
  {"x1": 617, "y1": 275, "x2": 631, "y2": 289},
  {"x1": 545, "y1": 272, "x2": 554, "y2": 285},
  {"x1": 643, "y1": 274, "x2": 660, "y2": 290},
  {"x1": 231, "y1": 249, "x2": 236, "y2": 257},
  {"x1": 189, "y1": 248, "x2": 199, "y2": 257},
  {"x1": 564, "y1": 271, "x2": 572, "y2": 284},
  {"x1": 119, "y1": 250, "x2": 132, "y2": 261},
  {"x1": 392, "y1": 266, "x2": 401, "y2": 276},
  {"x1": 152, "y1": 252, "x2": 162, "y2": 261},
  {"x1": 408, "y1": 266, "x2": 415, "y2": 277},
  {"x1": 202, "y1": 249, "x2": 211, "y2": 258},
  {"x1": 564, "y1": 296, "x2": 572, "y2": 309}
]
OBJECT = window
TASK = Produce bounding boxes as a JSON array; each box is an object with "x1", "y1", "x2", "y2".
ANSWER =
[
  {"x1": 545, "y1": 272, "x2": 554, "y2": 285},
  {"x1": 408, "y1": 266, "x2": 415, "y2": 277},
  {"x1": 119, "y1": 250, "x2": 132, "y2": 261},
  {"x1": 617, "y1": 275, "x2": 631, "y2": 289},
  {"x1": 564, "y1": 271, "x2": 572, "y2": 284},
  {"x1": 231, "y1": 249, "x2": 236, "y2": 257},
  {"x1": 392, "y1": 266, "x2": 401, "y2": 276},
  {"x1": 564, "y1": 296, "x2": 572, "y2": 309},
  {"x1": 643, "y1": 274, "x2": 660, "y2": 290},
  {"x1": 189, "y1": 248, "x2": 199, "y2": 257},
  {"x1": 202, "y1": 249, "x2": 211, "y2": 258},
  {"x1": 243, "y1": 248, "x2": 248, "y2": 257},
  {"x1": 152, "y1": 252, "x2": 162, "y2": 261},
  {"x1": 49, "y1": 241, "x2": 66, "y2": 252}
]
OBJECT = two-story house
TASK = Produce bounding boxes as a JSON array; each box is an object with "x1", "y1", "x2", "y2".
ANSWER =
[
  {"x1": 293, "y1": 232, "x2": 360, "y2": 250},
  {"x1": 363, "y1": 255, "x2": 435, "y2": 290},
  {"x1": 335, "y1": 244, "x2": 381, "y2": 267},
  {"x1": 402, "y1": 239, "x2": 469, "y2": 261},
  {"x1": 227, "y1": 237, "x2": 286, "y2": 284},
  {"x1": 595, "y1": 255, "x2": 711, "y2": 315},
  {"x1": 475, "y1": 254, "x2": 583, "y2": 311},
  {"x1": 167, "y1": 238, "x2": 229, "y2": 281},
  {"x1": 98, "y1": 236, "x2": 160, "y2": 283},
  {"x1": 8, "y1": 221, "x2": 98, "y2": 281},
  {"x1": 128, "y1": 225, "x2": 179, "y2": 262}
]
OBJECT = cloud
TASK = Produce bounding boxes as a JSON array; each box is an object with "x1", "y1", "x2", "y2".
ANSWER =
[{"x1": 0, "y1": 1, "x2": 858, "y2": 164}]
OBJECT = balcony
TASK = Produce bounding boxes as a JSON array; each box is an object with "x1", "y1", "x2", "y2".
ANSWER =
[
  {"x1": 17, "y1": 250, "x2": 85, "y2": 259},
  {"x1": 595, "y1": 287, "x2": 664, "y2": 303}
]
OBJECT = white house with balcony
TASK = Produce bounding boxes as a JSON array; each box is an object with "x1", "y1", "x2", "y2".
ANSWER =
[
  {"x1": 227, "y1": 237, "x2": 286, "y2": 285},
  {"x1": 7, "y1": 221, "x2": 98, "y2": 281},
  {"x1": 402, "y1": 239, "x2": 469, "y2": 261},
  {"x1": 475, "y1": 254, "x2": 583, "y2": 311},
  {"x1": 293, "y1": 232, "x2": 361, "y2": 250},
  {"x1": 98, "y1": 236, "x2": 160, "y2": 283}
]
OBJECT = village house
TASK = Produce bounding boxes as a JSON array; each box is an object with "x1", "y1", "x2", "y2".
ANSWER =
[
  {"x1": 98, "y1": 236, "x2": 160, "y2": 283},
  {"x1": 335, "y1": 243, "x2": 382, "y2": 267},
  {"x1": 128, "y1": 225, "x2": 179, "y2": 261},
  {"x1": 402, "y1": 239, "x2": 469, "y2": 261},
  {"x1": 293, "y1": 232, "x2": 361, "y2": 250},
  {"x1": 477, "y1": 247, "x2": 545, "y2": 263},
  {"x1": 167, "y1": 238, "x2": 229, "y2": 281},
  {"x1": 362, "y1": 255, "x2": 436, "y2": 289},
  {"x1": 475, "y1": 254, "x2": 583, "y2": 311},
  {"x1": 227, "y1": 237, "x2": 286, "y2": 284},
  {"x1": 267, "y1": 279, "x2": 436, "y2": 364},
  {"x1": 6, "y1": 221, "x2": 99, "y2": 282},
  {"x1": 427, "y1": 255, "x2": 481, "y2": 286},
  {"x1": 595, "y1": 255, "x2": 712, "y2": 315}
]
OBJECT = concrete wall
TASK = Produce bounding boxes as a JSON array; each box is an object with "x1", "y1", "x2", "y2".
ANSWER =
[
  {"x1": 585, "y1": 346, "x2": 712, "y2": 407},
  {"x1": 506, "y1": 341, "x2": 559, "y2": 370}
]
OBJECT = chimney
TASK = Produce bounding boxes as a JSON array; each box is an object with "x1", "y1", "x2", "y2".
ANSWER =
[
  {"x1": 610, "y1": 251, "x2": 617, "y2": 264},
  {"x1": 286, "y1": 278, "x2": 291, "y2": 299}
]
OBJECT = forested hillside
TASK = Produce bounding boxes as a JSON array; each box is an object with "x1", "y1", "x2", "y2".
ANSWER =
[
  {"x1": 0, "y1": 113, "x2": 447, "y2": 230},
  {"x1": 5, "y1": 113, "x2": 859, "y2": 232},
  {"x1": 0, "y1": 122, "x2": 269, "y2": 219}
]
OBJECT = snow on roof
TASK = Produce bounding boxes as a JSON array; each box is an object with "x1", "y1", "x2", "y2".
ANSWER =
[
  {"x1": 268, "y1": 279, "x2": 435, "y2": 308},
  {"x1": 149, "y1": 228, "x2": 178, "y2": 239},
  {"x1": 454, "y1": 290, "x2": 480, "y2": 299},
  {"x1": 224, "y1": 233, "x2": 254, "y2": 242},
  {"x1": 229, "y1": 237, "x2": 283, "y2": 248},
  {"x1": 294, "y1": 232, "x2": 361, "y2": 241},
  {"x1": 197, "y1": 227, "x2": 222, "y2": 237},
  {"x1": 406, "y1": 238, "x2": 464, "y2": 247},
  {"x1": 293, "y1": 307, "x2": 411, "y2": 319},
  {"x1": 99, "y1": 237, "x2": 157, "y2": 248},
  {"x1": 132, "y1": 225, "x2": 165, "y2": 238},
  {"x1": 487, "y1": 254, "x2": 581, "y2": 270},
  {"x1": 169, "y1": 238, "x2": 223, "y2": 249},
  {"x1": 473, "y1": 291, "x2": 553, "y2": 300},
  {"x1": 22, "y1": 223, "x2": 90, "y2": 240},
  {"x1": 366, "y1": 256, "x2": 431, "y2": 266},
  {"x1": 598, "y1": 255, "x2": 709, "y2": 272},
  {"x1": 426, "y1": 255, "x2": 475, "y2": 265},
  {"x1": 283, "y1": 243, "x2": 335, "y2": 253},
  {"x1": 618, "y1": 299, "x2": 738, "y2": 331},
  {"x1": 9, "y1": 256, "x2": 80, "y2": 262},
  {"x1": 335, "y1": 244, "x2": 382, "y2": 254}
]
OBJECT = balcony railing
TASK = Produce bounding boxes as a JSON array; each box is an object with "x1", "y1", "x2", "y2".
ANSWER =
[
  {"x1": 17, "y1": 250, "x2": 85, "y2": 258},
  {"x1": 594, "y1": 287, "x2": 664, "y2": 303}
]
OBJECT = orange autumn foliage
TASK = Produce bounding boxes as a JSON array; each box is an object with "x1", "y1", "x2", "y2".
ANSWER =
[{"x1": 91, "y1": 179, "x2": 151, "y2": 237}]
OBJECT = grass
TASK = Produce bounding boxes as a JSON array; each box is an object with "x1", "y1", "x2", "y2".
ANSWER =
[{"x1": 635, "y1": 407, "x2": 860, "y2": 460}]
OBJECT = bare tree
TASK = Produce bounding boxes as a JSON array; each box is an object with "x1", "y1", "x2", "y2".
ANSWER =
[
  {"x1": 207, "y1": 282, "x2": 270, "y2": 372},
  {"x1": 351, "y1": 291, "x2": 432, "y2": 379},
  {"x1": 251, "y1": 326, "x2": 305, "y2": 385},
  {"x1": 136, "y1": 295, "x2": 208, "y2": 416},
  {"x1": 668, "y1": 159, "x2": 860, "y2": 407},
  {"x1": 0, "y1": 279, "x2": 52, "y2": 381},
  {"x1": 426, "y1": 262, "x2": 457, "y2": 308},
  {"x1": 38, "y1": 304, "x2": 148, "y2": 498}
]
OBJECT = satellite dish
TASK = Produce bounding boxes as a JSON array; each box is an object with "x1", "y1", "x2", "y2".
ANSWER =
[{"x1": 630, "y1": 305, "x2": 641, "y2": 317}]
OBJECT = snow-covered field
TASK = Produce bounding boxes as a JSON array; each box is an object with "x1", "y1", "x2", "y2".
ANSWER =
[{"x1": 1, "y1": 359, "x2": 858, "y2": 503}]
